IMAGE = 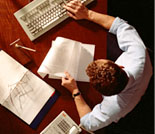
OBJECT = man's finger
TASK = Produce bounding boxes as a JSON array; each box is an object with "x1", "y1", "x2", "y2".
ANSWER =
[
  {"x1": 69, "y1": 0, "x2": 80, "y2": 6},
  {"x1": 66, "y1": 2, "x2": 77, "y2": 9},
  {"x1": 67, "y1": 11, "x2": 77, "y2": 20},
  {"x1": 64, "y1": 71, "x2": 71, "y2": 77},
  {"x1": 61, "y1": 78, "x2": 68, "y2": 86},
  {"x1": 64, "y1": 5, "x2": 76, "y2": 14},
  {"x1": 61, "y1": 77, "x2": 65, "y2": 84}
]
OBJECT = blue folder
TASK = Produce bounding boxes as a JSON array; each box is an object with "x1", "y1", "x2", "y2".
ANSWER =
[{"x1": 30, "y1": 91, "x2": 60, "y2": 129}]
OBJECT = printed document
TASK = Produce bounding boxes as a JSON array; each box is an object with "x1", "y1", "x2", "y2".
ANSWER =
[{"x1": 38, "y1": 37, "x2": 95, "y2": 82}]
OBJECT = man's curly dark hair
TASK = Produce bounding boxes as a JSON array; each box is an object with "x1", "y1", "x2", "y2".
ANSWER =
[{"x1": 86, "y1": 60, "x2": 129, "y2": 96}]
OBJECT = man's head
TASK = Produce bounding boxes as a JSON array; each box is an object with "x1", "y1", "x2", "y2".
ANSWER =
[{"x1": 86, "y1": 59, "x2": 129, "y2": 96}]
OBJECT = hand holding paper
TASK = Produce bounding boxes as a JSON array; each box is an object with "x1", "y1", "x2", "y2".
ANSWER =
[{"x1": 61, "y1": 72, "x2": 79, "y2": 94}]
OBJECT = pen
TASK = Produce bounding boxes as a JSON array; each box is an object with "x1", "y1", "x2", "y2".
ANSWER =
[{"x1": 15, "y1": 44, "x2": 36, "y2": 52}]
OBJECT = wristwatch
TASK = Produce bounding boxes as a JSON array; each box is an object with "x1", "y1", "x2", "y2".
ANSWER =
[{"x1": 72, "y1": 92, "x2": 81, "y2": 98}]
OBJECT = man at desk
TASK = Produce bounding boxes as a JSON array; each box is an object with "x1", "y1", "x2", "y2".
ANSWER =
[{"x1": 61, "y1": 0, "x2": 153, "y2": 131}]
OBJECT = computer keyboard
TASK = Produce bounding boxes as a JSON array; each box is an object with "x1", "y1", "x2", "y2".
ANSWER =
[{"x1": 14, "y1": 0, "x2": 95, "y2": 41}]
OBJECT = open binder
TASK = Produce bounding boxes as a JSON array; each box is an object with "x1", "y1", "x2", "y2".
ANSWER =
[{"x1": 0, "y1": 50, "x2": 59, "y2": 129}]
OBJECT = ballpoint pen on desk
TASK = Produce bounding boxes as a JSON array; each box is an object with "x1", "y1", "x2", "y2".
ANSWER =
[
  {"x1": 15, "y1": 44, "x2": 36, "y2": 52},
  {"x1": 9, "y1": 38, "x2": 32, "y2": 65}
]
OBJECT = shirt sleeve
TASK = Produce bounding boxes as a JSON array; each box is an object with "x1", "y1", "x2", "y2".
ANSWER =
[
  {"x1": 80, "y1": 95, "x2": 122, "y2": 131},
  {"x1": 109, "y1": 17, "x2": 146, "y2": 81},
  {"x1": 109, "y1": 17, "x2": 146, "y2": 51}
]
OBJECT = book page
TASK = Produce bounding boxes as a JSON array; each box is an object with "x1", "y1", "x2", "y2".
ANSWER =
[
  {"x1": 76, "y1": 44, "x2": 95, "y2": 82},
  {"x1": 2, "y1": 71, "x2": 55, "y2": 125},
  {"x1": 0, "y1": 50, "x2": 55, "y2": 125},
  {"x1": 0, "y1": 51, "x2": 27, "y2": 104}
]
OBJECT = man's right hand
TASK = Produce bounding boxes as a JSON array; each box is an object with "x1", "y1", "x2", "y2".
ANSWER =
[
  {"x1": 63, "y1": 0, "x2": 90, "y2": 20},
  {"x1": 61, "y1": 72, "x2": 79, "y2": 95}
]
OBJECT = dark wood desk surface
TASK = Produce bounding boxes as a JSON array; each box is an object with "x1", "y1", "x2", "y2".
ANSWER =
[{"x1": 0, "y1": 0, "x2": 107, "y2": 133}]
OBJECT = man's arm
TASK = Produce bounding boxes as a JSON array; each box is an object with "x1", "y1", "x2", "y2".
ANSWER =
[
  {"x1": 61, "y1": 72, "x2": 121, "y2": 131},
  {"x1": 61, "y1": 72, "x2": 91, "y2": 118},
  {"x1": 64, "y1": 0, "x2": 115, "y2": 30}
]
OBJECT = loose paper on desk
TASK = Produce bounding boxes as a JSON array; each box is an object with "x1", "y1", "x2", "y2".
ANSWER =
[
  {"x1": 37, "y1": 37, "x2": 95, "y2": 82},
  {"x1": 0, "y1": 50, "x2": 55, "y2": 125}
]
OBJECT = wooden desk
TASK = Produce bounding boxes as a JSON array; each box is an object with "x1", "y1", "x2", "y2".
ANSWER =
[{"x1": 0, "y1": 0, "x2": 107, "y2": 133}]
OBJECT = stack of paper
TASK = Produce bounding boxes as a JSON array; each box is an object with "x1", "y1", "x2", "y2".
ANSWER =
[{"x1": 38, "y1": 37, "x2": 95, "y2": 82}]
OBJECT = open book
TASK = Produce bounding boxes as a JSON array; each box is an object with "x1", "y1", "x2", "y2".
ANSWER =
[
  {"x1": 38, "y1": 37, "x2": 95, "y2": 82},
  {"x1": 0, "y1": 50, "x2": 57, "y2": 128}
]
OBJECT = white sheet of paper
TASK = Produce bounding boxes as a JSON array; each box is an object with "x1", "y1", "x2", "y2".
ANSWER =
[
  {"x1": 0, "y1": 51, "x2": 55, "y2": 125},
  {"x1": 66, "y1": 41, "x2": 81, "y2": 79},
  {"x1": 76, "y1": 44, "x2": 95, "y2": 82},
  {"x1": 37, "y1": 39, "x2": 76, "y2": 78}
]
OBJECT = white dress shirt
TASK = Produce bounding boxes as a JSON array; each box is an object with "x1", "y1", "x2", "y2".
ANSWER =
[{"x1": 80, "y1": 17, "x2": 153, "y2": 131}]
